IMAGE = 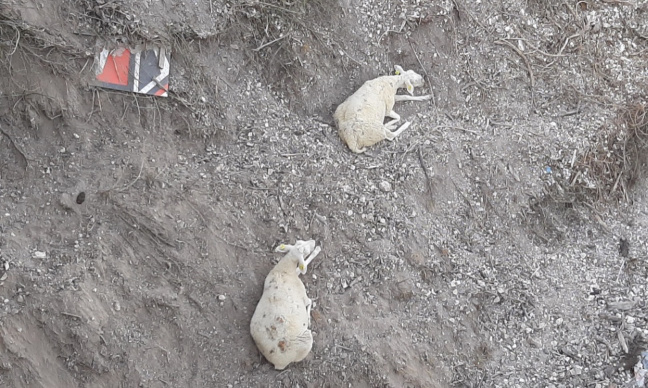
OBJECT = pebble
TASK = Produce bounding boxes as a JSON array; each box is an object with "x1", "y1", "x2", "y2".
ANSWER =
[
  {"x1": 379, "y1": 181, "x2": 392, "y2": 192},
  {"x1": 33, "y1": 251, "x2": 47, "y2": 259}
]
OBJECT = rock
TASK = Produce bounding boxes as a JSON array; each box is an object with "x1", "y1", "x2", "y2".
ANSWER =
[
  {"x1": 378, "y1": 181, "x2": 392, "y2": 192},
  {"x1": 32, "y1": 251, "x2": 47, "y2": 259}
]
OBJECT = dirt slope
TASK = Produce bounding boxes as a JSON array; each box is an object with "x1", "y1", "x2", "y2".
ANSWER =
[{"x1": 1, "y1": 0, "x2": 648, "y2": 387}]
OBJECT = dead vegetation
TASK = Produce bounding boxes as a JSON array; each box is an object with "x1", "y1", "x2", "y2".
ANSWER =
[
  {"x1": 230, "y1": 0, "x2": 347, "y2": 106},
  {"x1": 0, "y1": 8, "x2": 85, "y2": 80},
  {"x1": 548, "y1": 102, "x2": 648, "y2": 204},
  {"x1": 75, "y1": 0, "x2": 146, "y2": 40}
]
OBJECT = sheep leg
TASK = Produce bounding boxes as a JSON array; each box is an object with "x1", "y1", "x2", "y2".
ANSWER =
[
  {"x1": 348, "y1": 145, "x2": 368, "y2": 153},
  {"x1": 384, "y1": 121, "x2": 411, "y2": 141},
  {"x1": 385, "y1": 120, "x2": 399, "y2": 130},
  {"x1": 385, "y1": 110, "x2": 401, "y2": 129},
  {"x1": 395, "y1": 94, "x2": 431, "y2": 102},
  {"x1": 347, "y1": 138, "x2": 368, "y2": 154},
  {"x1": 297, "y1": 246, "x2": 322, "y2": 275},
  {"x1": 305, "y1": 297, "x2": 312, "y2": 326},
  {"x1": 301, "y1": 246, "x2": 321, "y2": 273}
]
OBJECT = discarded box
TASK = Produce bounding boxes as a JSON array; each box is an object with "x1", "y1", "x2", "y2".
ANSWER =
[{"x1": 93, "y1": 46, "x2": 170, "y2": 97}]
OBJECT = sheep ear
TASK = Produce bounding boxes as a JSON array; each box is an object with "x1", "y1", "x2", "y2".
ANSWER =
[
  {"x1": 394, "y1": 65, "x2": 404, "y2": 75},
  {"x1": 406, "y1": 80, "x2": 414, "y2": 95},
  {"x1": 297, "y1": 256, "x2": 307, "y2": 274},
  {"x1": 275, "y1": 244, "x2": 291, "y2": 253}
]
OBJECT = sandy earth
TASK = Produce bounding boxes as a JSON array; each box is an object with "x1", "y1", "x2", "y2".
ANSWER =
[{"x1": 1, "y1": 0, "x2": 648, "y2": 387}]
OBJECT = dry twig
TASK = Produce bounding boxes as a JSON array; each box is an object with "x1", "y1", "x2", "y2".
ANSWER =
[{"x1": 494, "y1": 39, "x2": 535, "y2": 88}]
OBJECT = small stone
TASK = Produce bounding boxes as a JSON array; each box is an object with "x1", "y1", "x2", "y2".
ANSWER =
[
  {"x1": 571, "y1": 365, "x2": 583, "y2": 376},
  {"x1": 218, "y1": 294, "x2": 226, "y2": 301},
  {"x1": 113, "y1": 301, "x2": 121, "y2": 311},
  {"x1": 379, "y1": 181, "x2": 392, "y2": 192},
  {"x1": 33, "y1": 251, "x2": 47, "y2": 259}
]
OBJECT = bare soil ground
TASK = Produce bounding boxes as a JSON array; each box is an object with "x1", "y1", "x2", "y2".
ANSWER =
[{"x1": 1, "y1": 0, "x2": 648, "y2": 387}]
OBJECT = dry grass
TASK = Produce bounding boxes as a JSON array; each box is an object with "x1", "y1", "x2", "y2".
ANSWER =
[
  {"x1": 527, "y1": 103, "x2": 648, "y2": 244},
  {"x1": 229, "y1": 0, "x2": 346, "y2": 98},
  {"x1": 0, "y1": 8, "x2": 85, "y2": 78},
  {"x1": 66, "y1": 0, "x2": 153, "y2": 43},
  {"x1": 552, "y1": 102, "x2": 648, "y2": 203}
]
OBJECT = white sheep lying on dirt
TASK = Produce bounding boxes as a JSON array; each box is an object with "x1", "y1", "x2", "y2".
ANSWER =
[
  {"x1": 334, "y1": 65, "x2": 432, "y2": 153},
  {"x1": 250, "y1": 239, "x2": 322, "y2": 370}
]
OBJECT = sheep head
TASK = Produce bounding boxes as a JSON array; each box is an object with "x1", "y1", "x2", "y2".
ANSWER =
[
  {"x1": 394, "y1": 65, "x2": 425, "y2": 95},
  {"x1": 275, "y1": 239, "x2": 316, "y2": 273}
]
